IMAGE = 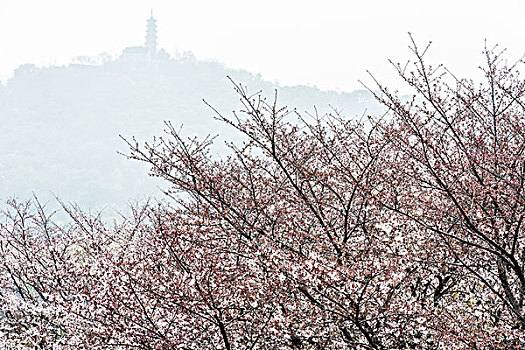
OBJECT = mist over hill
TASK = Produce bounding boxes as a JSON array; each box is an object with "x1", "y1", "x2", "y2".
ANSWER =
[{"x1": 0, "y1": 54, "x2": 382, "y2": 211}]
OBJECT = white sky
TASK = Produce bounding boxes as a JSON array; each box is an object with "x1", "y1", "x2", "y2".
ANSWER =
[{"x1": 1, "y1": 0, "x2": 524, "y2": 92}]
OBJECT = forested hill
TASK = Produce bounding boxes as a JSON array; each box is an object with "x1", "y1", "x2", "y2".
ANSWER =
[{"x1": 0, "y1": 55, "x2": 382, "y2": 210}]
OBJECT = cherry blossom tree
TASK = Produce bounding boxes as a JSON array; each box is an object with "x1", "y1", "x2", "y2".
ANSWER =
[
  {"x1": 364, "y1": 35, "x2": 525, "y2": 347},
  {"x1": 121, "y1": 90, "x2": 427, "y2": 349},
  {"x1": 0, "y1": 92, "x2": 439, "y2": 348},
  {"x1": 1, "y1": 38, "x2": 525, "y2": 349}
]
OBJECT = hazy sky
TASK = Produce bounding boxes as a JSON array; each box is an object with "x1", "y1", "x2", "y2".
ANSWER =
[{"x1": 1, "y1": 0, "x2": 524, "y2": 92}]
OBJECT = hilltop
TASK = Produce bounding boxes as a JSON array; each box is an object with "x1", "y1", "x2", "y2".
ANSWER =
[{"x1": 0, "y1": 54, "x2": 382, "y2": 210}]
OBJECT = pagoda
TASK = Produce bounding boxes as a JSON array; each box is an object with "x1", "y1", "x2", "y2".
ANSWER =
[
  {"x1": 120, "y1": 10, "x2": 158, "y2": 64},
  {"x1": 145, "y1": 10, "x2": 157, "y2": 60}
]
